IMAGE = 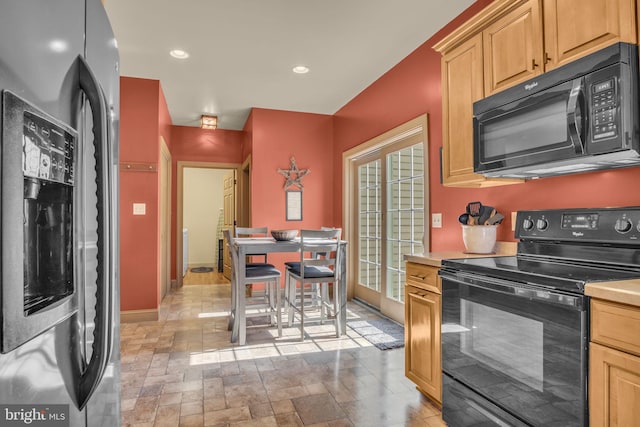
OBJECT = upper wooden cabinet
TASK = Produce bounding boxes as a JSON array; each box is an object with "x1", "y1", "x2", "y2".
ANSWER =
[
  {"x1": 483, "y1": 0, "x2": 543, "y2": 96},
  {"x1": 434, "y1": 0, "x2": 638, "y2": 187},
  {"x1": 441, "y1": 35, "x2": 486, "y2": 185},
  {"x1": 543, "y1": 0, "x2": 637, "y2": 70}
]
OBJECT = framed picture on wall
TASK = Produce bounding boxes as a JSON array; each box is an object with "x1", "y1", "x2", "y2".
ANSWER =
[{"x1": 286, "y1": 190, "x2": 302, "y2": 221}]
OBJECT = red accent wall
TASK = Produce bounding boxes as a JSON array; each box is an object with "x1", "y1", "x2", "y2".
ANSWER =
[
  {"x1": 248, "y1": 108, "x2": 334, "y2": 269},
  {"x1": 119, "y1": 77, "x2": 166, "y2": 311},
  {"x1": 333, "y1": 0, "x2": 640, "y2": 252}
]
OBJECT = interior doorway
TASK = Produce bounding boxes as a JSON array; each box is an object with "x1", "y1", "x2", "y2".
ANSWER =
[{"x1": 176, "y1": 161, "x2": 241, "y2": 288}]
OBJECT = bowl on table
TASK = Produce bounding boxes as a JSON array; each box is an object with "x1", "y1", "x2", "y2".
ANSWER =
[{"x1": 271, "y1": 229, "x2": 298, "y2": 241}]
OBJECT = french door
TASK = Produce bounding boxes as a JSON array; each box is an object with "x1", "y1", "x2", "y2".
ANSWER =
[{"x1": 354, "y1": 137, "x2": 425, "y2": 322}]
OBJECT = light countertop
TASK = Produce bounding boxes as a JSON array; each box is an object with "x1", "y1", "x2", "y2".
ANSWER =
[
  {"x1": 585, "y1": 280, "x2": 640, "y2": 308},
  {"x1": 404, "y1": 242, "x2": 517, "y2": 267}
]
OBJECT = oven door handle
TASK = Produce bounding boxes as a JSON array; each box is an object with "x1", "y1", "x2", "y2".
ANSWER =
[{"x1": 439, "y1": 270, "x2": 585, "y2": 310}]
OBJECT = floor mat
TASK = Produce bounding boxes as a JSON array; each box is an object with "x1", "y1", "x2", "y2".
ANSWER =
[
  {"x1": 347, "y1": 318, "x2": 404, "y2": 350},
  {"x1": 190, "y1": 267, "x2": 214, "y2": 273}
]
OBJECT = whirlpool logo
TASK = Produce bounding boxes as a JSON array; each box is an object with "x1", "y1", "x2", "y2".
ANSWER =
[
  {"x1": 0, "y1": 405, "x2": 68, "y2": 426},
  {"x1": 524, "y1": 81, "x2": 539, "y2": 91}
]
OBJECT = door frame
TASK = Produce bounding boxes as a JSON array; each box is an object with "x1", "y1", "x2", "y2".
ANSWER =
[
  {"x1": 160, "y1": 137, "x2": 171, "y2": 299},
  {"x1": 176, "y1": 161, "x2": 241, "y2": 288},
  {"x1": 342, "y1": 115, "x2": 429, "y2": 316}
]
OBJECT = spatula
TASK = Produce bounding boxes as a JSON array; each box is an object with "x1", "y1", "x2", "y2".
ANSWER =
[{"x1": 466, "y1": 201, "x2": 482, "y2": 219}]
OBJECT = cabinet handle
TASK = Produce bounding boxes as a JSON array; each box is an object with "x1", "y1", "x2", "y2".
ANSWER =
[
  {"x1": 544, "y1": 52, "x2": 551, "y2": 64},
  {"x1": 532, "y1": 59, "x2": 539, "y2": 69},
  {"x1": 410, "y1": 274, "x2": 426, "y2": 280}
]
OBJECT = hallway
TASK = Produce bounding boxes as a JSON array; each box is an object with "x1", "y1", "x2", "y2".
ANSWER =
[{"x1": 120, "y1": 280, "x2": 444, "y2": 426}]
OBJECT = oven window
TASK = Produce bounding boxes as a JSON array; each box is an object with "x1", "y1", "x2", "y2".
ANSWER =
[
  {"x1": 459, "y1": 299, "x2": 544, "y2": 391},
  {"x1": 441, "y1": 279, "x2": 587, "y2": 427}
]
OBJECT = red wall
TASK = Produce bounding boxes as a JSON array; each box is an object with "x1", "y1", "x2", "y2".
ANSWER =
[
  {"x1": 119, "y1": 77, "x2": 165, "y2": 311},
  {"x1": 249, "y1": 108, "x2": 334, "y2": 269},
  {"x1": 333, "y1": 0, "x2": 640, "y2": 252}
]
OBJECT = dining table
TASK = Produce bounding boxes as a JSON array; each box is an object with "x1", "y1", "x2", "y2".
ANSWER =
[{"x1": 230, "y1": 236, "x2": 348, "y2": 345}]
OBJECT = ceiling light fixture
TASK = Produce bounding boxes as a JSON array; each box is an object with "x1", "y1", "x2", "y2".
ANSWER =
[
  {"x1": 292, "y1": 65, "x2": 310, "y2": 74},
  {"x1": 200, "y1": 115, "x2": 218, "y2": 129},
  {"x1": 170, "y1": 49, "x2": 189, "y2": 59}
]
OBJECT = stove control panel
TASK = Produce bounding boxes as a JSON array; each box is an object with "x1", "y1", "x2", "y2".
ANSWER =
[{"x1": 516, "y1": 207, "x2": 640, "y2": 244}]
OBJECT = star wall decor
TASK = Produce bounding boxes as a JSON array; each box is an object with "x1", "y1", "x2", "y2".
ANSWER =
[{"x1": 277, "y1": 156, "x2": 310, "y2": 190}]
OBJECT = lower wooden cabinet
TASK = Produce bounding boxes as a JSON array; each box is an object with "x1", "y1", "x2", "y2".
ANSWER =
[
  {"x1": 590, "y1": 342, "x2": 640, "y2": 426},
  {"x1": 404, "y1": 262, "x2": 441, "y2": 404},
  {"x1": 590, "y1": 299, "x2": 640, "y2": 426}
]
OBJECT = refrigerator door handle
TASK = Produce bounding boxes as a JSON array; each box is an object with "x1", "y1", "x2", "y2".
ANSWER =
[{"x1": 75, "y1": 55, "x2": 114, "y2": 410}]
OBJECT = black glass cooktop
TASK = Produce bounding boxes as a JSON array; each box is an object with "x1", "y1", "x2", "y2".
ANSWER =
[{"x1": 441, "y1": 255, "x2": 640, "y2": 294}]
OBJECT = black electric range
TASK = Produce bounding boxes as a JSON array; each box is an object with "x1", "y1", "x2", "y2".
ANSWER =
[{"x1": 438, "y1": 207, "x2": 640, "y2": 427}]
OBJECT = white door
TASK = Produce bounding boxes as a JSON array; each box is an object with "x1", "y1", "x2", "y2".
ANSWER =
[
  {"x1": 222, "y1": 170, "x2": 236, "y2": 280},
  {"x1": 354, "y1": 140, "x2": 425, "y2": 322}
]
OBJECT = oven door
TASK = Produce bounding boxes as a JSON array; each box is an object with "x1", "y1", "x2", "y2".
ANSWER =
[
  {"x1": 439, "y1": 269, "x2": 588, "y2": 427},
  {"x1": 473, "y1": 77, "x2": 587, "y2": 175}
]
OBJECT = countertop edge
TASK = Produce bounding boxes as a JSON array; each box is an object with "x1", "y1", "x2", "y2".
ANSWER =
[
  {"x1": 405, "y1": 242, "x2": 517, "y2": 267},
  {"x1": 585, "y1": 280, "x2": 640, "y2": 308}
]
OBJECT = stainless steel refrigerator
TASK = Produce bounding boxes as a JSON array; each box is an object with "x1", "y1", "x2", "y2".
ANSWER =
[{"x1": 0, "y1": 1, "x2": 120, "y2": 425}]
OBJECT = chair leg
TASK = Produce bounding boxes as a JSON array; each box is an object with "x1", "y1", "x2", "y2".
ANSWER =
[
  {"x1": 287, "y1": 274, "x2": 295, "y2": 327},
  {"x1": 320, "y1": 282, "x2": 328, "y2": 324},
  {"x1": 276, "y1": 277, "x2": 282, "y2": 337},
  {"x1": 333, "y1": 280, "x2": 341, "y2": 337},
  {"x1": 299, "y1": 280, "x2": 304, "y2": 341}
]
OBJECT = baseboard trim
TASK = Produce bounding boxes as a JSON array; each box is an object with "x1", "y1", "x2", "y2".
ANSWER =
[{"x1": 121, "y1": 309, "x2": 159, "y2": 323}]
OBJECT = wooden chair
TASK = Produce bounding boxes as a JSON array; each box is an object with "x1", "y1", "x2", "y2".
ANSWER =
[
  {"x1": 223, "y1": 229, "x2": 282, "y2": 343},
  {"x1": 284, "y1": 229, "x2": 342, "y2": 340},
  {"x1": 235, "y1": 226, "x2": 270, "y2": 265}
]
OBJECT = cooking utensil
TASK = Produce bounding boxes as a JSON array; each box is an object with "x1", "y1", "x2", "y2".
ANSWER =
[
  {"x1": 466, "y1": 201, "x2": 482, "y2": 218},
  {"x1": 478, "y1": 206, "x2": 495, "y2": 225},
  {"x1": 458, "y1": 213, "x2": 470, "y2": 225},
  {"x1": 485, "y1": 212, "x2": 504, "y2": 225}
]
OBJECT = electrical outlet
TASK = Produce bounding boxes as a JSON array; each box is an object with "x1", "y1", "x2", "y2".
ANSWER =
[
  {"x1": 133, "y1": 203, "x2": 146, "y2": 215},
  {"x1": 511, "y1": 211, "x2": 517, "y2": 231},
  {"x1": 432, "y1": 213, "x2": 443, "y2": 228}
]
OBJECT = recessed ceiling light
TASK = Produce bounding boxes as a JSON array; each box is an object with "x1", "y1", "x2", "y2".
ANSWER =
[
  {"x1": 49, "y1": 40, "x2": 69, "y2": 53},
  {"x1": 170, "y1": 49, "x2": 189, "y2": 59},
  {"x1": 292, "y1": 65, "x2": 310, "y2": 74}
]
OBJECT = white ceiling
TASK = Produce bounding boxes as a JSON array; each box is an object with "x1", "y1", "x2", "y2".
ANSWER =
[{"x1": 104, "y1": 0, "x2": 474, "y2": 130}]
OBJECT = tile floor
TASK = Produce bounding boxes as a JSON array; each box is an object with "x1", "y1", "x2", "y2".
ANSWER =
[{"x1": 120, "y1": 280, "x2": 445, "y2": 426}]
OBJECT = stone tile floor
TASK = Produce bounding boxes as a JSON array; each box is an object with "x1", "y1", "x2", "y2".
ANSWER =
[{"x1": 120, "y1": 282, "x2": 445, "y2": 426}]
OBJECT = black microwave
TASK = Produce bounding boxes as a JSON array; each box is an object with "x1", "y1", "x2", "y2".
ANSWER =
[{"x1": 474, "y1": 42, "x2": 640, "y2": 179}]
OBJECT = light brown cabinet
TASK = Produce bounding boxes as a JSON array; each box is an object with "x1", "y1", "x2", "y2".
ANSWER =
[
  {"x1": 483, "y1": 0, "x2": 543, "y2": 96},
  {"x1": 404, "y1": 262, "x2": 441, "y2": 404},
  {"x1": 543, "y1": 0, "x2": 637, "y2": 70},
  {"x1": 590, "y1": 299, "x2": 640, "y2": 426},
  {"x1": 434, "y1": 0, "x2": 638, "y2": 187}
]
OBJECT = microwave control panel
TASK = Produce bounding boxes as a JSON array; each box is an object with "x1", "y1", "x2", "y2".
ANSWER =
[{"x1": 590, "y1": 78, "x2": 618, "y2": 141}]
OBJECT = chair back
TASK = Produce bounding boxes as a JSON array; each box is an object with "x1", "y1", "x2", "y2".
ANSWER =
[
  {"x1": 236, "y1": 227, "x2": 268, "y2": 237},
  {"x1": 299, "y1": 229, "x2": 341, "y2": 279},
  {"x1": 320, "y1": 227, "x2": 342, "y2": 240}
]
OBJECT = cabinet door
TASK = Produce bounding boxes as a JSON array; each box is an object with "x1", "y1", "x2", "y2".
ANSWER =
[
  {"x1": 441, "y1": 34, "x2": 485, "y2": 186},
  {"x1": 543, "y1": 0, "x2": 637, "y2": 70},
  {"x1": 590, "y1": 342, "x2": 640, "y2": 426},
  {"x1": 483, "y1": 0, "x2": 543, "y2": 96},
  {"x1": 405, "y1": 286, "x2": 441, "y2": 403},
  {"x1": 441, "y1": 34, "x2": 522, "y2": 187}
]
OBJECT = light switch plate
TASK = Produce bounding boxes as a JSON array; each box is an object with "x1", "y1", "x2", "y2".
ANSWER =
[
  {"x1": 432, "y1": 213, "x2": 443, "y2": 228},
  {"x1": 133, "y1": 203, "x2": 146, "y2": 215}
]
